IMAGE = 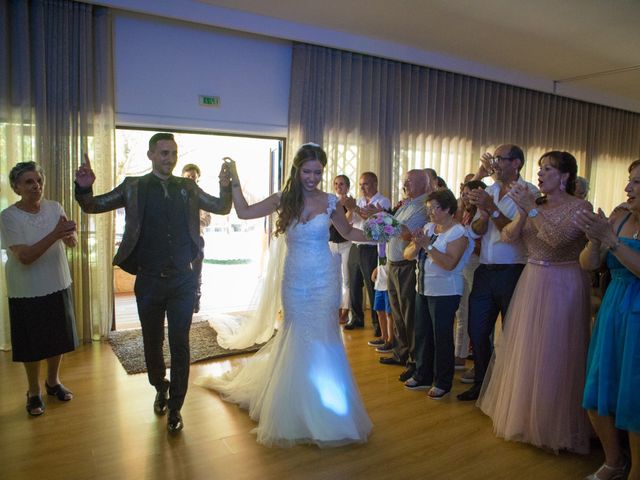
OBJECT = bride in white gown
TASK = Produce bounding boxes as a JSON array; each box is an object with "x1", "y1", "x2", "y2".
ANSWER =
[{"x1": 197, "y1": 144, "x2": 372, "y2": 447}]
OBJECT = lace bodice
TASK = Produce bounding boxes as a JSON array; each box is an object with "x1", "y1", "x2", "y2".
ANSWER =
[
  {"x1": 282, "y1": 193, "x2": 339, "y2": 326},
  {"x1": 521, "y1": 198, "x2": 589, "y2": 263},
  {"x1": 285, "y1": 193, "x2": 337, "y2": 249}
]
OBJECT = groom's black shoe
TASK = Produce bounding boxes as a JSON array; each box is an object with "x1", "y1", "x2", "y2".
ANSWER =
[
  {"x1": 343, "y1": 320, "x2": 364, "y2": 330},
  {"x1": 167, "y1": 409, "x2": 183, "y2": 433},
  {"x1": 153, "y1": 380, "x2": 170, "y2": 415},
  {"x1": 457, "y1": 383, "x2": 481, "y2": 401}
]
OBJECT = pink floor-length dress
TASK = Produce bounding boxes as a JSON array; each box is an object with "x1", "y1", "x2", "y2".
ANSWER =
[{"x1": 478, "y1": 197, "x2": 593, "y2": 454}]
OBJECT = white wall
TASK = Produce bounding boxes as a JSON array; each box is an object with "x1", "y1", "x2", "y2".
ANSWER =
[{"x1": 114, "y1": 12, "x2": 292, "y2": 137}]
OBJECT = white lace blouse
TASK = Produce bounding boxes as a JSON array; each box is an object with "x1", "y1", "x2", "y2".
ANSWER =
[{"x1": 0, "y1": 200, "x2": 72, "y2": 298}]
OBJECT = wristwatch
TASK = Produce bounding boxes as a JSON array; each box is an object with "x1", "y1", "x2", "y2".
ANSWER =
[
  {"x1": 491, "y1": 209, "x2": 500, "y2": 219},
  {"x1": 427, "y1": 244, "x2": 434, "y2": 252},
  {"x1": 528, "y1": 208, "x2": 539, "y2": 218}
]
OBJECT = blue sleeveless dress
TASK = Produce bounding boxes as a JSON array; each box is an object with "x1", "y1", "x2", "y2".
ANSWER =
[{"x1": 582, "y1": 214, "x2": 640, "y2": 433}]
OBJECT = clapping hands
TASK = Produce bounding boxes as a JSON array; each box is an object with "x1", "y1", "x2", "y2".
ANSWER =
[
  {"x1": 412, "y1": 228, "x2": 429, "y2": 248},
  {"x1": 358, "y1": 203, "x2": 383, "y2": 219},
  {"x1": 54, "y1": 215, "x2": 76, "y2": 238},
  {"x1": 342, "y1": 195, "x2": 357, "y2": 210},
  {"x1": 468, "y1": 187, "x2": 495, "y2": 213},
  {"x1": 508, "y1": 182, "x2": 536, "y2": 213},
  {"x1": 574, "y1": 208, "x2": 615, "y2": 245},
  {"x1": 54, "y1": 215, "x2": 77, "y2": 247}
]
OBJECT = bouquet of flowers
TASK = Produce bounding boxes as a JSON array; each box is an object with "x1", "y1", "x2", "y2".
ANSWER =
[{"x1": 363, "y1": 212, "x2": 402, "y2": 242}]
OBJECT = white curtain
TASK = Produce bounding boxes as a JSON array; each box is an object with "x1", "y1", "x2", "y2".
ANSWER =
[
  {"x1": 288, "y1": 43, "x2": 640, "y2": 211},
  {"x1": 0, "y1": 0, "x2": 116, "y2": 347}
]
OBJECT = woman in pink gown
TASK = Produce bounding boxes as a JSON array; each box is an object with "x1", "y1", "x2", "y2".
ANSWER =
[{"x1": 477, "y1": 151, "x2": 593, "y2": 454}]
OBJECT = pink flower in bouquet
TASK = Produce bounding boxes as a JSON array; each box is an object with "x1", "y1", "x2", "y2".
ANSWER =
[{"x1": 363, "y1": 212, "x2": 402, "y2": 242}]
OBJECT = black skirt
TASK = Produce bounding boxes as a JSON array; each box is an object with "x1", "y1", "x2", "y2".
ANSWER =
[{"x1": 8, "y1": 287, "x2": 79, "y2": 362}]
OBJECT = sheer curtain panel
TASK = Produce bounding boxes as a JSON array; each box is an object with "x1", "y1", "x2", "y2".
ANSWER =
[
  {"x1": 0, "y1": 0, "x2": 115, "y2": 347},
  {"x1": 288, "y1": 43, "x2": 640, "y2": 211}
]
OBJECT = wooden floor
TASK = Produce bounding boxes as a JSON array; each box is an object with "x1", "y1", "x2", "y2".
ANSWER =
[{"x1": 0, "y1": 321, "x2": 602, "y2": 480}]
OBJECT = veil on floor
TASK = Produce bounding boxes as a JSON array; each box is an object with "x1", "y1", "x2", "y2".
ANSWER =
[{"x1": 208, "y1": 233, "x2": 286, "y2": 349}]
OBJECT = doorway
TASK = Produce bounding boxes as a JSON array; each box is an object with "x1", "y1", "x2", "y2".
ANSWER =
[{"x1": 113, "y1": 128, "x2": 284, "y2": 329}]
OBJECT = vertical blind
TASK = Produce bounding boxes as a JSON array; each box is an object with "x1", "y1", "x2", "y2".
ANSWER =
[{"x1": 288, "y1": 43, "x2": 640, "y2": 210}]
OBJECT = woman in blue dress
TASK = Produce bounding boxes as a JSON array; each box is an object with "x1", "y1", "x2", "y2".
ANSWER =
[{"x1": 576, "y1": 159, "x2": 640, "y2": 480}]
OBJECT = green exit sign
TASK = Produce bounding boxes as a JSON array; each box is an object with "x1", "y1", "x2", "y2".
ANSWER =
[{"x1": 199, "y1": 95, "x2": 221, "y2": 107}]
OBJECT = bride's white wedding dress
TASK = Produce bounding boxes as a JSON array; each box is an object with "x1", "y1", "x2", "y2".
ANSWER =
[{"x1": 197, "y1": 194, "x2": 372, "y2": 447}]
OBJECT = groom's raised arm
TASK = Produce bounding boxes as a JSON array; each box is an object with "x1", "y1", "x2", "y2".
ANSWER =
[{"x1": 74, "y1": 154, "x2": 126, "y2": 213}]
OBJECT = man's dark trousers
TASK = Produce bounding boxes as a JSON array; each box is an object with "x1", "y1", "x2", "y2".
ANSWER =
[
  {"x1": 347, "y1": 243, "x2": 379, "y2": 328},
  {"x1": 135, "y1": 271, "x2": 196, "y2": 411},
  {"x1": 467, "y1": 263, "x2": 525, "y2": 385}
]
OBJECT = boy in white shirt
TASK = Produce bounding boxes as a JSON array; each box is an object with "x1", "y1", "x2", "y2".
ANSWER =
[{"x1": 368, "y1": 244, "x2": 393, "y2": 352}]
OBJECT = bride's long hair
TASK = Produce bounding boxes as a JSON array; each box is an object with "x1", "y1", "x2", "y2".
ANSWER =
[{"x1": 275, "y1": 143, "x2": 327, "y2": 236}]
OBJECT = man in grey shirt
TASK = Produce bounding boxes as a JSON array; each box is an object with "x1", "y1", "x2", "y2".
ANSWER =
[{"x1": 379, "y1": 170, "x2": 431, "y2": 382}]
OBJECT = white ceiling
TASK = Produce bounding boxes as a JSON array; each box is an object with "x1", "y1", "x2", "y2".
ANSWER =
[
  {"x1": 194, "y1": 0, "x2": 640, "y2": 112},
  {"x1": 95, "y1": 0, "x2": 640, "y2": 112}
]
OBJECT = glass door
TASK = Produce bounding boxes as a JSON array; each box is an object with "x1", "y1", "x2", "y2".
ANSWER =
[{"x1": 114, "y1": 128, "x2": 284, "y2": 329}]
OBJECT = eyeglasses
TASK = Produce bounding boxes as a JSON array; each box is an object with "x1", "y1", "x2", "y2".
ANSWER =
[
  {"x1": 426, "y1": 204, "x2": 442, "y2": 213},
  {"x1": 492, "y1": 155, "x2": 515, "y2": 164}
]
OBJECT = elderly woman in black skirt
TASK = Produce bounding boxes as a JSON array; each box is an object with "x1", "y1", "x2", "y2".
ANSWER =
[{"x1": 0, "y1": 162, "x2": 78, "y2": 416}]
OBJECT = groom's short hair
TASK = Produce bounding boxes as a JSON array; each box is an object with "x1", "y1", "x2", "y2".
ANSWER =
[{"x1": 148, "y1": 132, "x2": 175, "y2": 151}]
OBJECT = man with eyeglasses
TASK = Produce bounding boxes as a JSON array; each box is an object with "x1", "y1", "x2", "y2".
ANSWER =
[{"x1": 457, "y1": 144, "x2": 539, "y2": 401}]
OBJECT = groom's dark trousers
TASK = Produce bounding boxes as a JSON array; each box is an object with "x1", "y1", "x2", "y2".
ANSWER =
[{"x1": 136, "y1": 271, "x2": 196, "y2": 410}]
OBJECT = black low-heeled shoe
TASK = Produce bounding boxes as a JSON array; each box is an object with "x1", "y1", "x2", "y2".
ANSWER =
[
  {"x1": 45, "y1": 382, "x2": 73, "y2": 401},
  {"x1": 167, "y1": 410, "x2": 183, "y2": 433},
  {"x1": 26, "y1": 392, "x2": 45, "y2": 416}
]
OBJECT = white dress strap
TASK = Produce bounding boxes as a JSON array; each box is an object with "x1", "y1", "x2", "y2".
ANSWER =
[{"x1": 327, "y1": 193, "x2": 338, "y2": 215}]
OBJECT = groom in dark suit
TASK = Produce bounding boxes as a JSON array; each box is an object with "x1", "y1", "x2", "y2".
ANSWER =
[{"x1": 75, "y1": 132, "x2": 232, "y2": 433}]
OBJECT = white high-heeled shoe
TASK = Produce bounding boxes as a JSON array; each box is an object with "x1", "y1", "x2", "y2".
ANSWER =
[{"x1": 584, "y1": 463, "x2": 627, "y2": 480}]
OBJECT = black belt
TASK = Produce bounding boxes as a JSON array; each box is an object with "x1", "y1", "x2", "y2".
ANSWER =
[
  {"x1": 482, "y1": 263, "x2": 522, "y2": 271},
  {"x1": 355, "y1": 244, "x2": 377, "y2": 249},
  {"x1": 389, "y1": 260, "x2": 415, "y2": 267},
  {"x1": 138, "y1": 265, "x2": 193, "y2": 278}
]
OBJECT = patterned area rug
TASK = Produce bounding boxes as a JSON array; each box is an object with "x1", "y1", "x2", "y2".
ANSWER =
[{"x1": 108, "y1": 321, "x2": 261, "y2": 374}]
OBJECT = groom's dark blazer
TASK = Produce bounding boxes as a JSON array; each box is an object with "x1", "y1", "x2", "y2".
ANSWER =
[{"x1": 75, "y1": 173, "x2": 232, "y2": 274}]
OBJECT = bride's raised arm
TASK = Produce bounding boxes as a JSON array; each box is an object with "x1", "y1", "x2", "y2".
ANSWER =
[{"x1": 226, "y1": 158, "x2": 280, "y2": 219}]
